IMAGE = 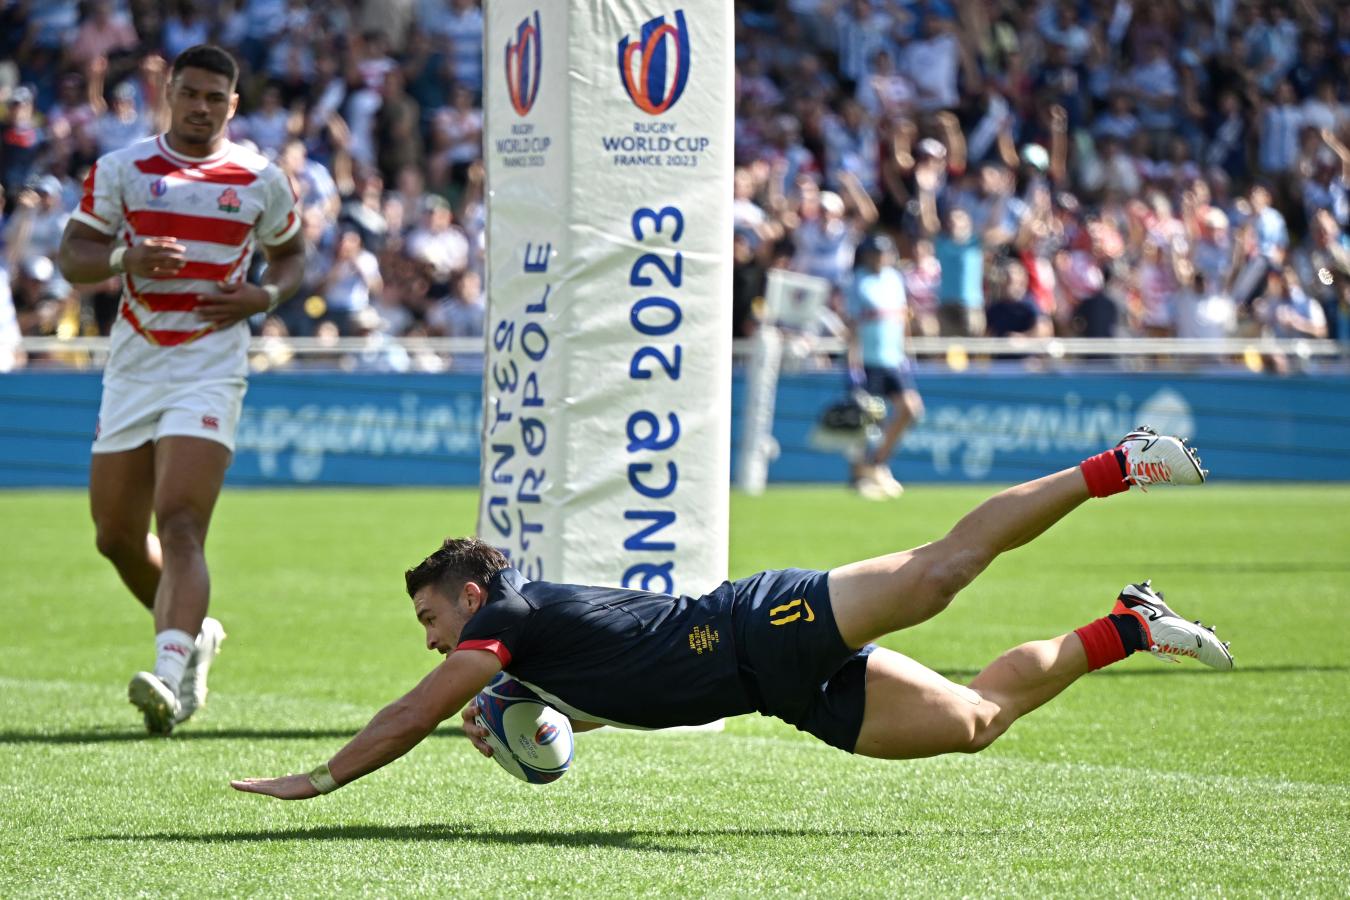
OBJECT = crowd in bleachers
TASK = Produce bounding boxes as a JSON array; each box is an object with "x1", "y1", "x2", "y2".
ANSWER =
[
  {"x1": 731, "y1": 0, "x2": 1349, "y2": 350},
  {"x1": 1, "y1": 0, "x2": 1348, "y2": 374}
]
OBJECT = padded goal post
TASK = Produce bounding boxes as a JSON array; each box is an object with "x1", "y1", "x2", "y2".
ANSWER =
[{"x1": 479, "y1": 2, "x2": 733, "y2": 600}]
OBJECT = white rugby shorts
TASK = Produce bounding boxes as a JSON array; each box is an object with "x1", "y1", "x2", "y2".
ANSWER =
[{"x1": 92, "y1": 376, "x2": 247, "y2": 454}]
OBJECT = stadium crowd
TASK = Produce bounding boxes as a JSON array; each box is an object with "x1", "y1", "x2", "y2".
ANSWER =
[{"x1": 1, "y1": 0, "x2": 1348, "y2": 373}]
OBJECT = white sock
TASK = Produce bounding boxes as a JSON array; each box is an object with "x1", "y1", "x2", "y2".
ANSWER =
[{"x1": 153, "y1": 629, "x2": 195, "y2": 695}]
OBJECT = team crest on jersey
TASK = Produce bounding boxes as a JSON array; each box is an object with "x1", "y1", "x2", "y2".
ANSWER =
[
  {"x1": 217, "y1": 188, "x2": 241, "y2": 213},
  {"x1": 150, "y1": 178, "x2": 168, "y2": 197}
]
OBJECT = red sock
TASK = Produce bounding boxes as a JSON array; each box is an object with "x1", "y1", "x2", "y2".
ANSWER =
[
  {"x1": 1080, "y1": 448, "x2": 1129, "y2": 498},
  {"x1": 1074, "y1": 617, "x2": 1127, "y2": 671}
]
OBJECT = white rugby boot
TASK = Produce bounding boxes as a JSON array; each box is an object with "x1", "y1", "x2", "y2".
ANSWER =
[
  {"x1": 174, "y1": 617, "x2": 226, "y2": 725},
  {"x1": 1116, "y1": 425, "x2": 1207, "y2": 487},
  {"x1": 129, "y1": 671, "x2": 182, "y2": 735},
  {"x1": 1113, "y1": 580, "x2": 1234, "y2": 670},
  {"x1": 870, "y1": 465, "x2": 905, "y2": 498}
]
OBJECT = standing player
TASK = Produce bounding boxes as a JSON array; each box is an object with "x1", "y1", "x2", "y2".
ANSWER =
[
  {"x1": 230, "y1": 429, "x2": 1232, "y2": 800},
  {"x1": 845, "y1": 234, "x2": 923, "y2": 500},
  {"x1": 57, "y1": 45, "x2": 304, "y2": 734}
]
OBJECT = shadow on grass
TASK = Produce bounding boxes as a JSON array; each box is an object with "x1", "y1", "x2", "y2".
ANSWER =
[
  {"x1": 937, "y1": 664, "x2": 1349, "y2": 679},
  {"x1": 0, "y1": 726, "x2": 464, "y2": 745},
  {"x1": 1069, "y1": 561, "x2": 1350, "y2": 575},
  {"x1": 81, "y1": 823, "x2": 1008, "y2": 851}
]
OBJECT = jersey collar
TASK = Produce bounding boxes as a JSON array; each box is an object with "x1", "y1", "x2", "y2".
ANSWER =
[{"x1": 156, "y1": 133, "x2": 231, "y2": 166}]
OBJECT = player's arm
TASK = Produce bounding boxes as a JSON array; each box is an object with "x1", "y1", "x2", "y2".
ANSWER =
[
  {"x1": 196, "y1": 231, "x2": 306, "y2": 326},
  {"x1": 58, "y1": 220, "x2": 188, "y2": 284},
  {"x1": 230, "y1": 649, "x2": 502, "y2": 800}
]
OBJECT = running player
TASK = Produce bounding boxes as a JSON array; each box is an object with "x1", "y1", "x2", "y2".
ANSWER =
[
  {"x1": 845, "y1": 233, "x2": 923, "y2": 499},
  {"x1": 231, "y1": 429, "x2": 1232, "y2": 799},
  {"x1": 57, "y1": 45, "x2": 305, "y2": 734}
]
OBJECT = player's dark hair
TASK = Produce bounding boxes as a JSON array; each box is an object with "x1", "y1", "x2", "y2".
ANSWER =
[
  {"x1": 405, "y1": 538, "x2": 509, "y2": 599},
  {"x1": 171, "y1": 45, "x2": 239, "y2": 91}
]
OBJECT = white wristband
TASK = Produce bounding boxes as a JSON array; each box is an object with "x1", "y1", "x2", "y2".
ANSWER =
[
  {"x1": 307, "y1": 762, "x2": 340, "y2": 794},
  {"x1": 262, "y1": 284, "x2": 282, "y2": 313},
  {"x1": 108, "y1": 246, "x2": 127, "y2": 276}
]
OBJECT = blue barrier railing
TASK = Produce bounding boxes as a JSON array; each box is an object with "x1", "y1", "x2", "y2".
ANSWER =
[{"x1": 2, "y1": 369, "x2": 1348, "y2": 486}]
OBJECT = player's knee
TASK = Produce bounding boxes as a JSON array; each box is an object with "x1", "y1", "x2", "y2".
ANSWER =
[
  {"x1": 958, "y1": 707, "x2": 1008, "y2": 754},
  {"x1": 156, "y1": 509, "x2": 206, "y2": 556},
  {"x1": 919, "y1": 545, "x2": 988, "y2": 614},
  {"x1": 94, "y1": 524, "x2": 142, "y2": 562}
]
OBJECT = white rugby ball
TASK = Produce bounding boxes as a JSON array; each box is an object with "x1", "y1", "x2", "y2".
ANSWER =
[{"x1": 473, "y1": 675, "x2": 574, "y2": 784}]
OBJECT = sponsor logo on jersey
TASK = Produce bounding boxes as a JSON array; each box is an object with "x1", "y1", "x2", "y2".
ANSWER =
[
  {"x1": 201, "y1": 415, "x2": 220, "y2": 430},
  {"x1": 504, "y1": 11, "x2": 542, "y2": 116},
  {"x1": 217, "y1": 188, "x2": 241, "y2": 213},
  {"x1": 617, "y1": 10, "x2": 691, "y2": 115}
]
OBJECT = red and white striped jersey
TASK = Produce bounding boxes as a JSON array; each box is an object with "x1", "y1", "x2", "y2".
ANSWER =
[{"x1": 72, "y1": 134, "x2": 301, "y2": 382}]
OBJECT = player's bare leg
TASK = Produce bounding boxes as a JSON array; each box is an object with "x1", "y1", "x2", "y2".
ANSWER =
[
  {"x1": 865, "y1": 388, "x2": 922, "y2": 497},
  {"x1": 853, "y1": 581, "x2": 1232, "y2": 760},
  {"x1": 851, "y1": 644, "x2": 1086, "y2": 759},
  {"x1": 831, "y1": 467, "x2": 1090, "y2": 647},
  {"x1": 128, "y1": 436, "x2": 231, "y2": 734},
  {"x1": 829, "y1": 429, "x2": 1206, "y2": 649},
  {"x1": 150, "y1": 436, "x2": 230, "y2": 636},
  {"x1": 90, "y1": 442, "x2": 162, "y2": 611},
  {"x1": 872, "y1": 388, "x2": 921, "y2": 468}
]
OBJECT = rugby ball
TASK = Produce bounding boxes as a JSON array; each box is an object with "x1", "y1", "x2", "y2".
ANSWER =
[{"x1": 473, "y1": 674, "x2": 573, "y2": 784}]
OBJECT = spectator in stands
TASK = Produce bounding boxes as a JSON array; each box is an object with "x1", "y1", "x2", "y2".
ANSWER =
[
  {"x1": 4, "y1": 0, "x2": 1347, "y2": 362},
  {"x1": 986, "y1": 259, "x2": 1052, "y2": 338},
  {"x1": 1, "y1": 87, "x2": 44, "y2": 197},
  {"x1": 428, "y1": 269, "x2": 485, "y2": 339},
  {"x1": 928, "y1": 207, "x2": 987, "y2": 338},
  {"x1": 66, "y1": 1, "x2": 138, "y2": 70},
  {"x1": 237, "y1": 84, "x2": 295, "y2": 158},
  {"x1": 428, "y1": 85, "x2": 481, "y2": 193},
  {"x1": 3, "y1": 175, "x2": 69, "y2": 269},
  {"x1": 91, "y1": 73, "x2": 154, "y2": 157},
  {"x1": 278, "y1": 139, "x2": 340, "y2": 223},
  {"x1": 405, "y1": 195, "x2": 468, "y2": 299},
  {"x1": 320, "y1": 227, "x2": 382, "y2": 335}
]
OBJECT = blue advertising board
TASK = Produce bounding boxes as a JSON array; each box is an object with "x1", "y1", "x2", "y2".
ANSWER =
[{"x1": 2, "y1": 368, "x2": 1348, "y2": 487}]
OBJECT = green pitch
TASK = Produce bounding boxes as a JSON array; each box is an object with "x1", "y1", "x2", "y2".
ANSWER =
[{"x1": 2, "y1": 485, "x2": 1348, "y2": 897}]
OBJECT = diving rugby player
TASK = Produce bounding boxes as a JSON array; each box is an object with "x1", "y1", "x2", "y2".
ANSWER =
[{"x1": 232, "y1": 428, "x2": 1231, "y2": 799}]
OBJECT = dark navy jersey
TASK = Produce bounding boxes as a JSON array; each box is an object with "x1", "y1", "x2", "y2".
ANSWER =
[{"x1": 456, "y1": 568, "x2": 756, "y2": 728}]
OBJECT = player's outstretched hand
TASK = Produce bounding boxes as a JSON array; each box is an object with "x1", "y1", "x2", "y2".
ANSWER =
[
  {"x1": 196, "y1": 281, "x2": 269, "y2": 327},
  {"x1": 461, "y1": 701, "x2": 494, "y2": 758},
  {"x1": 230, "y1": 774, "x2": 320, "y2": 800}
]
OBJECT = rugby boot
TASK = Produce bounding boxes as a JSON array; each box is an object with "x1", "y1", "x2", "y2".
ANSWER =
[
  {"x1": 1113, "y1": 580, "x2": 1234, "y2": 670},
  {"x1": 1116, "y1": 426, "x2": 1207, "y2": 487},
  {"x1": 174, "y1": 617, "x2": 226, "y2": 725},
  {"x1": 129, "y1": 671, "x2": 181, "y2": 735}
]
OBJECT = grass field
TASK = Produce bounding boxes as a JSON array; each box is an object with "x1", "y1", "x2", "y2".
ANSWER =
[{"x1": 2, "y1": 484, "x2": 1348, "y2": 897}]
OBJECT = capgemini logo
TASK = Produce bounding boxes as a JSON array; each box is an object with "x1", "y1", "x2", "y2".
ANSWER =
[
  {"x1": 617, "y1": 10, "x2": 691, "y2": 115},
  {"x1": 505, "y1": 11, "x2": 542, "y2": 116}
]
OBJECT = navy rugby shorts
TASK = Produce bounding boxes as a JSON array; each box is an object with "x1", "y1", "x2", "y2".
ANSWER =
[
  {"x1": 731, "y1": 567, "x2": 876, "y2": 752},
  {"x1": 863, "y1": 361, "x2": 917, "y2": 398}
]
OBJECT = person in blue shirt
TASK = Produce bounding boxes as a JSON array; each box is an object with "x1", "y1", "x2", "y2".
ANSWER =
[
  {"x1": 844, "y1": 233, "x2": 924, "y2": 499},
  {"x1": 231, "y1": 428, "x2": 1233, "y2": 800}
]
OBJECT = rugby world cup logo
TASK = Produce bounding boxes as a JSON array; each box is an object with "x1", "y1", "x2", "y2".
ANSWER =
[
  {"x1": 617, "y1": 9, "x2": 691, "y2": 115},
  {"x1": 504, "y1": 11, "x2": 542, "y2": 116}
]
